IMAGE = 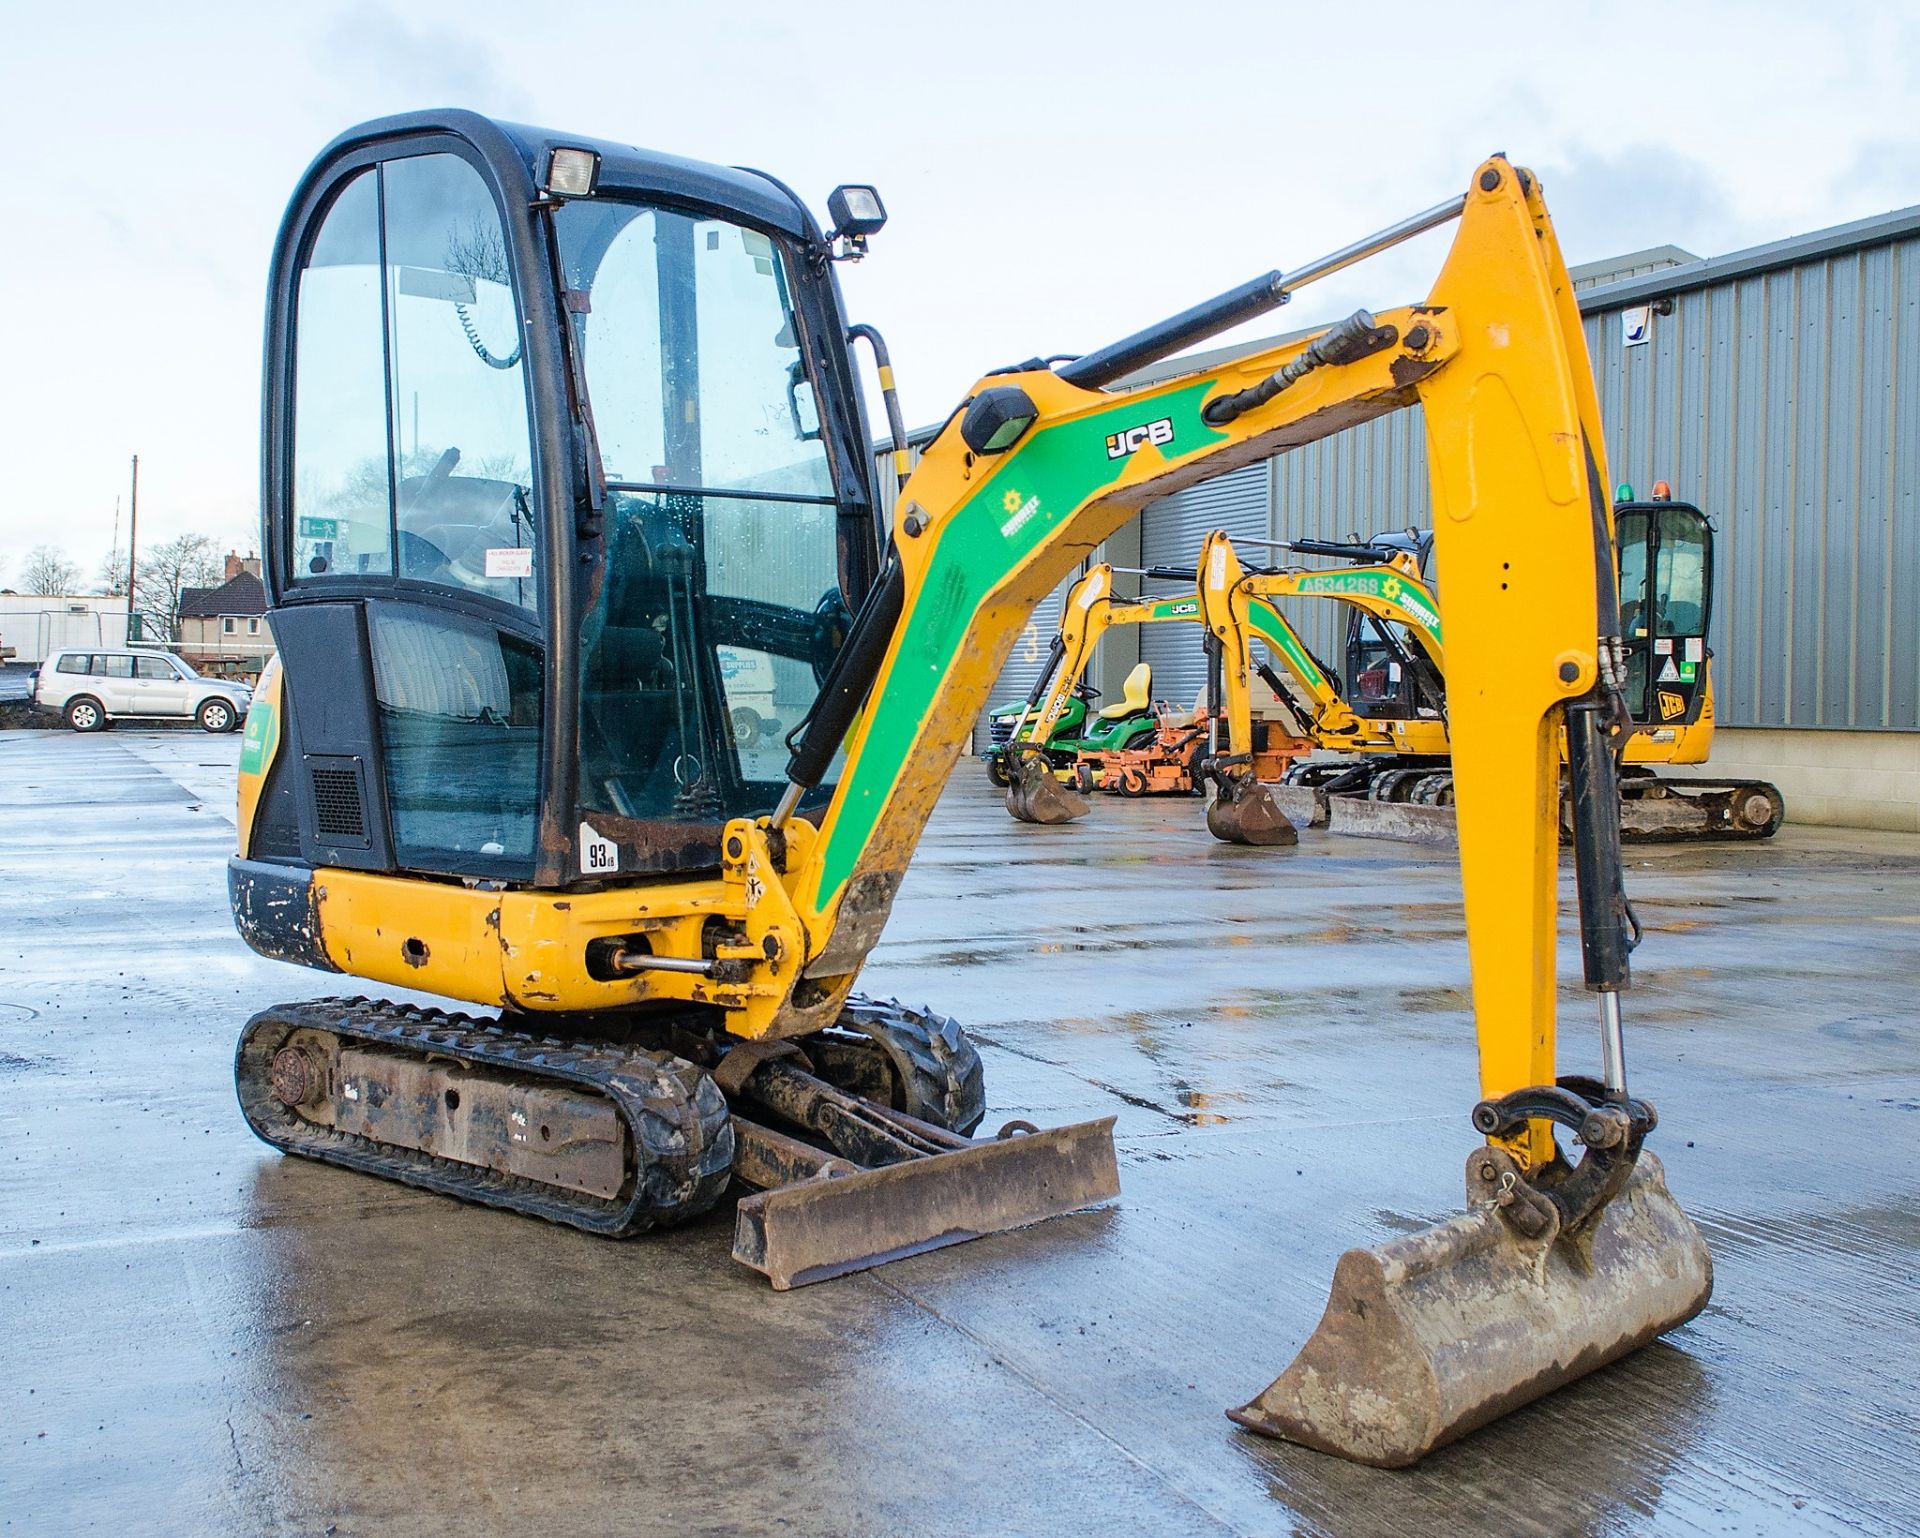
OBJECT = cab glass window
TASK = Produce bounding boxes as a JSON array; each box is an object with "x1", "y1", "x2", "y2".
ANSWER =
[
  {"x1": 555, "y1": 202, "x2": 847, "y2": 854},
  {"x1": 1652, "y1": 512, "x2": 1708, "y2": 637},
  {"x1": 292, "y1": 170, "x2": 394, "y2": 579},
  {"x1": 382, "y1": 155, "x2": 538, "y2": 608},
  {"x1": 290, "y1": 154, "x2": 537, "y2": 612},
  {"x1": 366, "y1": 601, "x2": 543, "y2": 872},
  {"x1": 1617, "y1": 510, "x2": 1651, "y2": 639}
]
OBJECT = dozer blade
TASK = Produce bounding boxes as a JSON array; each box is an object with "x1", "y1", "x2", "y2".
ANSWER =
[
  {"x1": 733, "y1": 1116, "x2": 1119, "y2": 1290},
  {"x1": 1005, "y1": 748, "x2": 1090, "y2": 824},
  {"x1": 1326, "y1": 796, "x2": 1458, "y2": 846},
  {"x1": 1207, "y1": 781, "x2": 1298, "y2": 846},
  {"x1": 1229, "y1": 1150, "x2": 1711, "y2": 1467}
]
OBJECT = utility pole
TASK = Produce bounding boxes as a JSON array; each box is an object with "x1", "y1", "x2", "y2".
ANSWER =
[{"x1": 126, "y1": 454, "x2": 139, "y2": 637}]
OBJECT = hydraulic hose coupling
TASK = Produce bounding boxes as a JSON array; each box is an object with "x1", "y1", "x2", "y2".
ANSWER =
[{"x1": 1202, "y1": 310, "x2": 1396, "y2": 425}]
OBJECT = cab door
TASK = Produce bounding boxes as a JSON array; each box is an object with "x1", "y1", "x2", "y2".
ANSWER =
[
  {"x1": 1615, "y1": 500, "x2": 1712, "y2": 729},
  {"x1": 266, "y1": 142, "x2": 552, "y2": 880}
]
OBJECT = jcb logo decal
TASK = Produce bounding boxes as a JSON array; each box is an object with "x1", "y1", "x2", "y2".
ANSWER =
[
  {"x1": 1658, "y1": 689, "x2": 1687, "y2": 721},
  {"x1": 1106, "y1": 417, "x2": 1175, "y2": 460}
]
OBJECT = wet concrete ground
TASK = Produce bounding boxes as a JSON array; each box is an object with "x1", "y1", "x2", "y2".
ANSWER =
[{"x1": 3, "y1": 727, "x2": 1917, "y2": 1537}]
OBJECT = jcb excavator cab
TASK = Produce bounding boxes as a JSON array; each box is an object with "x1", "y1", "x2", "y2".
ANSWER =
[
  {"x1": 1337, "y1": 531, "x2": 1442, "y2": 723},
  {"x1": 1614, "y1": 488, "x2": 1712, "y2": 729},
  {"x1": 252, "y1": 112, "x2": 880, "y2": 890}
]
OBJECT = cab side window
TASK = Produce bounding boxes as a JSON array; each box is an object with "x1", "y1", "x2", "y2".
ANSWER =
[
  {"x1": 384, "y1": 155, "x2": 538, "y2": 608},
  {"x1": 290, "y1": 153, "x2": 537, "y2": 612},
  {"x1": 292, "y1": 170, "x2": 394, "y2": 579},
  {"x1": 136, "y1": 657, "x2": 174, "y2": 680}
]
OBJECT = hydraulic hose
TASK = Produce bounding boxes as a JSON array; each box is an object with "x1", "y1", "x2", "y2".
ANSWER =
[{"x1": 781, "y1": 559, "x2": 905, "y2": 802}]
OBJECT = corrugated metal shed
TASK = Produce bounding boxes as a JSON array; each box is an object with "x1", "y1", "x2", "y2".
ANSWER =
[
  {"x1": 1137, "y1": 463, "x2": 1267, "y2": 707},
  {"x1": 1129, "y1": 204, "x2": 1920, "y2": 732}
]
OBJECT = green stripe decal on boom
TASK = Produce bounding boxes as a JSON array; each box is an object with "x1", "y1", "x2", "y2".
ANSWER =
[
  {"x1": 812, "y1": 381, "x2": 1225, "y2": 902},
  {"x1": 1245, "y1": 601, "x2": 1328, "y2": 690}
]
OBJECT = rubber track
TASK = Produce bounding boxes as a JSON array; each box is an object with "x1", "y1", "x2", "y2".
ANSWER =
[
  {"x1": 236, "y1": 996, "x2": 734, "y2": 1236},
  {"x1": 834, "y1": 996, "x2": 987, "y2": 1137}
]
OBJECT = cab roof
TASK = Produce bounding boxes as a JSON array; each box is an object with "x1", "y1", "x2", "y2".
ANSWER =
[{"x1": 310, "y1": 109, "x2": 820, "y2": 242}]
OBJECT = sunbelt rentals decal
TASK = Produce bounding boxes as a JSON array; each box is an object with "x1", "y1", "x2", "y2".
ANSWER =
[{"x1": 1296, "y1": 571, "x2": 1441, "y2": 636}]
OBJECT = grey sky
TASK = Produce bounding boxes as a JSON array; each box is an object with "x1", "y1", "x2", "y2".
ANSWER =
[{"x1": 2, "y1": 0, "x2": 1915, "y2": 587}]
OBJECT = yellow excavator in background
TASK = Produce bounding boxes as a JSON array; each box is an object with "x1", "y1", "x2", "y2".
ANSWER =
[
  {"x1": 1000, "y1": 554, "x2": 1425, "y2": 835},
  {"x1": 1199, "y1": 509, "x2": 1786, "y2": 844},
  {"x1": 995, "y1": 562, "x2": 1310, "y2": 817},
  {"x1": 229, "y1": 112, "x2": 1709, "y2": 1467}
]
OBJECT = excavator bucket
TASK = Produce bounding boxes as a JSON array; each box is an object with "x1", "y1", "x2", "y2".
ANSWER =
[
  {"x1": 1206, "y1": 777, "x2": 1298, "y2": 846},
  {"x1": 1005, "y1": 745, "x2": 1090, "y2": 824},
  {"x1": 1229, "y1": 1150, "x2": 1712, "y2": 1467}
]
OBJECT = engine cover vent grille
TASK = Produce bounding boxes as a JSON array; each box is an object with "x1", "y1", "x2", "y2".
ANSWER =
[{"x1": 310, "y1": 763, "x2": 367, "y2": 842}]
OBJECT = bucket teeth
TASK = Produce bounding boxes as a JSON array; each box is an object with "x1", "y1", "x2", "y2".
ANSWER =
[{"x1": 1229, "y1": 1151, "x2": 1712, "y2": 1467}]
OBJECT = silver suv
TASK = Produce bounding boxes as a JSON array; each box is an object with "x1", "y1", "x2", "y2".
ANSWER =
[{"x1": 34, "y1": 648, "x2": 255, "y2": 733}]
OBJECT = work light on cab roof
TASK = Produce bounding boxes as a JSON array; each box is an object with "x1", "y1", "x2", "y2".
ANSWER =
[
  {"x1": 827, "y1": 184, "x2": 886, "y2": 258},
  {"x1": 543, "y1": 146, "x2": 599, "y2": 198}
]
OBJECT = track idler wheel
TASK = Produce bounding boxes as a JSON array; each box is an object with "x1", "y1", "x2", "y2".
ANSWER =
[
  {"x1": 1206, "y1": 765, "x2": 1298, "y2": 846},
  {"x1": 1004, "y1": 742, "x2": 1089, "y2": 824},
  {"x1": 825, "y1": 997, "x2": 987, "y2": 1135},
  {"x1": 1731, "y1": 783, "x2": 1786, "y2": 836}
]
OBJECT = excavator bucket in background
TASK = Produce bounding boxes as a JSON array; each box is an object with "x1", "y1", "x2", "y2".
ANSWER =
[
  {"x1": 1206, "y1": 776, "x2": 1298, "y2": 846},
  {"x1": 1230, "y1": 1149, "x2": 1712, "y2": 1466},
  {"x1": 1005, "y1": 744, "x2": 1090, "y2": 824}
]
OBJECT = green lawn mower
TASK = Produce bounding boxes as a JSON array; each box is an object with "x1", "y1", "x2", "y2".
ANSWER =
[{"x1": 983, "y1": 660, "x2": 1160, "y2": 788}]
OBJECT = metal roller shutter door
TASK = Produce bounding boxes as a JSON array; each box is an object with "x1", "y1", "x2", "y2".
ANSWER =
[{"x1": 1136, "y1": 463, "x2": 1269, "y2": 709}]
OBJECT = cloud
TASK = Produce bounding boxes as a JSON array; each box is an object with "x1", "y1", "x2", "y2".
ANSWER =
[
  {"x1": 319, "y1": 4, "x2": 534, "y2": 119},
  {"x1": 1532, "y1": 144, "x2": 1748, "y2": 267},
  {"x1": 1844, "y1": 138, "x2": 1920, "y2": 218}
]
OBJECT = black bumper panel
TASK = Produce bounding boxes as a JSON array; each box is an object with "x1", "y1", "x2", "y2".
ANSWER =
[{"x1": 228, "y1": 858, "x2": 336, "y2": 972}]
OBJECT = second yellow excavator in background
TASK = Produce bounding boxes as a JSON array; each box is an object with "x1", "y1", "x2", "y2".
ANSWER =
[
  {"x1": 1198, "y1": 504, "x2": 1787, "y2": 844},
  {"x1": 228, "y1": 113, "x2": 1709, "y2": 1468},
  {"x1": 994, "y1": 561, "x2": 1309, "y2": 819}
]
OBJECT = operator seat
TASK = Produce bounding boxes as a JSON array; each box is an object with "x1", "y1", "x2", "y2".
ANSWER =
[{"x1": 1098, "y1": 662, "x2": 1153, "y2": 719}]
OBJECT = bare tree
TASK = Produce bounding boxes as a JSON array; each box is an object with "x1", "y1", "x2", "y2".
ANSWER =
[
  {"x1": 135, "y1": 533, "x2": 224, "y2": 639},
  {"x1": 97, "y1": 547, "x2": 130, "y2": 597},
  {"x1": 19, "y1": 545, "x2": 82, "y2": 596}
]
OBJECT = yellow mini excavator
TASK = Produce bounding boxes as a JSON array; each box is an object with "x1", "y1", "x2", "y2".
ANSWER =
[
  {"x1": 1199, "y1": 510, "x2": 1786, "y2": 844},
  {"x1": 996, "y1": 562, "x2": 1306, "y2": 824},
  {"x1": 230, "y1": 112, "x2": 1709, "y2": 1467},
  {"x1": 1004, "y1": 542, "x2": 1455, "y2": 840}
]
